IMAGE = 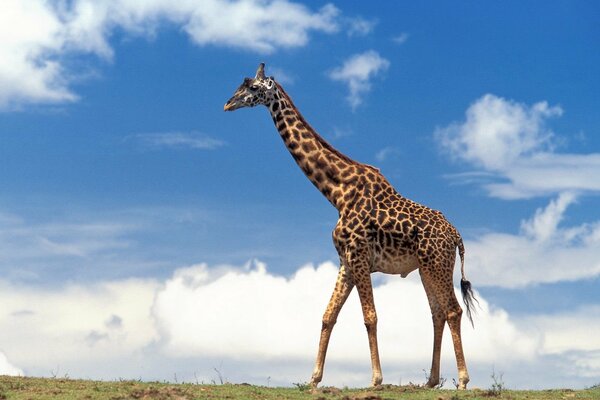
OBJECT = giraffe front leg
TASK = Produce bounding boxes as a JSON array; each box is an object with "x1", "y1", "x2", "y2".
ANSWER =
[
  {"x1": 310, "y1": 264, "x2": 354, "y2": 388},
  {"x1": 356, "y1": 273, "x2": 382, "y2": 386},
  {"x1": 346, "y1": 248, "x2": 383, "y2": 387},
  {"x1": 425, "y1": 313, "x2": 445, "y2": 388}
]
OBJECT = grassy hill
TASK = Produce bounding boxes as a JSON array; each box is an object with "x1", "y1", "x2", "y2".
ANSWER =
[{"x1": 1, "y1": 376, "x2": 599, "y2": 399}]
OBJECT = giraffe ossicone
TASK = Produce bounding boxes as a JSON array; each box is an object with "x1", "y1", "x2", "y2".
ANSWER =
[{"x1": 224, "y1": 63, "x2": 477, "y2": 390}]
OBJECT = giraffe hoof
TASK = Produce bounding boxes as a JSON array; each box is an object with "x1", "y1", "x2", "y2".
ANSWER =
[
  {"x1": 309, "y1": 375, "x2": 321, "y2": 389},
  {"x1": 425, "y1": 378, "x2": 440, "y2": 389},
  {"x1": 456, "y1": 374, "x2": 469, "y2": 390},
  {"x1": 457, "y1": 381, "x2": 468, "y2": 390},
  {"x1": 371, "y1": 376, "x2": 383, "y2": 387}
]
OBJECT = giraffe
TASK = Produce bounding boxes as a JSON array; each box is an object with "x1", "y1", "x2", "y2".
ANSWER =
[{"x1": 224, "y1": 63, "x2": 477, "y2": 390}]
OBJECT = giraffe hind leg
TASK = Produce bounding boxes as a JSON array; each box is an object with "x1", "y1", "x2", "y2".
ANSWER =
[
  {"x1": 420, "y1": 272, "x2": 445, "y2": 388},
  {"x1": 420, "y1": 264, "x2": 470, "y2": 390}
]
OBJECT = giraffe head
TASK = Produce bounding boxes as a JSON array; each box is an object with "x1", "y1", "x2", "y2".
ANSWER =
[{"x1": 224, "y1": 63, "x2": 277, "y2": 111}]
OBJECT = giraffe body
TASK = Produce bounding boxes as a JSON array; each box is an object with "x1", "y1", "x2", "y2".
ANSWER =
[{"x1": 224, "y1": 64, "x2": 476, "y2": 390}]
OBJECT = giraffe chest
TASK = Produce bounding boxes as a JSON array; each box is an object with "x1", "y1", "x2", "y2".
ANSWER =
[{"x1": 371, "y1": 248, "x2": 420, "y2": 277}]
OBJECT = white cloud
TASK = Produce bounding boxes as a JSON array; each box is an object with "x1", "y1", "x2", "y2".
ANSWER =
[
  {"x1": 329, "y1": 126, "x2": 354, "y2": 140},
  {"x1": 0, "y1": 351, "x2": 23, "y2": 376},
  {"x1": 485, "y1": 153, "x2": 600, "y2": 199},
  {"x1": 154, "y1": 261, "x2": 539, "y2": 372},
  {"x1": 0, "y1": 219, "x2": 131, "y2": 259},
  {"x1": 0, "y1": 260, "x2": 598, "y2": 388},
  {"x1": 268, "y1": 67, "x2": 295, "y2": 85},
  {"x1": 0, "y1": 206, "x2": 210, "y2": 284},
  {"x1": 0, "y1": 213, "x2": 136, "y2": 281},
  {"x1": 134, "y1": 132, "x2": 225, "y2": 150},
  {"x1": 329, "y1": 50, "x2": 390, "y2": 110},
  {"x1": 437, "y1": 94, "x2": 562, "y2": 171},
  {"x1": 392, "y1": 32, "x2": 409, "y2": 44},
  {"x1": 181, "y1": 1, "x2": 339, "y2": 53},
  {"x1": 466, "y1": 193, "x2": 600, "y2": 288},
  {"x1": 0, "y1": 0, "x2": 78, "y2": 109},
  {"x1": 345, "y1": 17, "x2": 377, "y2": 37},
  {"x1": 0, "y1": 0, "x2": 339, "y2": 110},
  {"x1": 0, "y1": 261, "x2": 536, "y2": 386},
  {"x1": 375, "y1": 146, "x2": 401, "y2": 162},
  {"x1": 530, "y1": 306, "x2": 600, "y2": 356},
  {"x1": 520, "y1": 192, "x2": 577, "y2": 242},
  {"x1": 436, "y1": 94, "x2": 600, "y2": 199},
  {"x1": 518, "y1": 306, "x2": 600, "y2": 381},
  {"x1": 438, "y1": 100, "x2": 600, "y2": 289},
  {"x1": 0, "y1": 278, "x2": 159, "y2": 374}
]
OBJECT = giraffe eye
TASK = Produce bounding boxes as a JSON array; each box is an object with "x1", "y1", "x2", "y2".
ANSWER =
[{"x1": 250, "y1": 84, "x2": 260, "y2": 90}]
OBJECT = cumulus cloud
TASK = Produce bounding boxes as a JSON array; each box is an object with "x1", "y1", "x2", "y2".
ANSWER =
[
  {"x1": 153, "y1": 261, "x2": 541, "y2": 375},
  {"x1": 437, "y1": 94, "x2": 600, "y2": 199},
  {"x1": 0, "y1": 278, "x2": 159, "y2": 376},
  {"x1": 517, "y1": 306, "x2": 600, "y2": 382},
  {"x1": 128, "y1": 261, "x2": 600, "y2": 388},
  {"x1": 520, "y1": 192, "x2": 577, "y2": 242},
  {"x1": 531, "y1": 306, "x2": 600, "y2": 356},
  {"x1": 437, "y1": 94, "x2": 562, "y2": 171},
  {"x1": 0, "y1": 351, "x2": 23, "y2": 376},
  {"x1": 0, "y1": 0, "x2": 339, "y2": 110},
  {"x1": 466, "y1": 193, "x2": 600, "y2": 288},
  {"x1": 329, "y1": 50, "x2": 390, "y2": 109},
  {"x1": 0, "y1": 261, "x2": 571, "y2": 386},
  {"x1": 0, "y1": 260, "x2": 598, "y2": 387},
  {"x1": 180, "y1": 1, "x2": 339, "y2": 53},
  {"x1": 0, "y1": 0, "x2": 78, "y2": 109}
]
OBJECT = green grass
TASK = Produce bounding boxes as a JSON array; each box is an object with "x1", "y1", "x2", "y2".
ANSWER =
[{"x1": 1, "y1": 376, "x2": 599, "y2": 399}]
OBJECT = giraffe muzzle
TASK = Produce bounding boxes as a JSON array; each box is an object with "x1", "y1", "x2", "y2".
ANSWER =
[{"x1": 223, "y1": 98, "x2": 240, "y2": 111}]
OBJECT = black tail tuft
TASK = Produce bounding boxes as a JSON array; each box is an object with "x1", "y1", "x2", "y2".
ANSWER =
[{"x1": 460, "y1": 278, "x2": 479, "y2": 328}]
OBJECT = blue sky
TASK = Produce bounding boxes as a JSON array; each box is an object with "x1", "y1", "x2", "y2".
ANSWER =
[{"x1": 1, "y1": 0, "x2": 600, "y2": 390}]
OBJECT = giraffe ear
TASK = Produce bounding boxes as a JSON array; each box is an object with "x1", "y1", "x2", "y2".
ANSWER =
[{"x1": 255, "y1": 63, "x2": 266, "y2": 80}]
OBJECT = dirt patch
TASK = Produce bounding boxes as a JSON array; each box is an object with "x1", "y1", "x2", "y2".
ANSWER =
[
  {"x1": 113, "y1": 386, "x2": 192, "y2": 400},
  {"x1": 341, "y1": 394, "x2": 382, "y2": 400}
]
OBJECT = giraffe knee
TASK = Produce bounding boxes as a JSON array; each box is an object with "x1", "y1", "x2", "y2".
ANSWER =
[
  {"x1": 363, "y1": 314, "x2": 377, "y2": 332},
  {"x1": 431, "y1": 310, "x2": 445, "y2": 323},
  {"x1": 447, "y1": 307, "x2": 463, "y2": 322},
  {"x1": 321, "y1": 314, "x2": 337, "y2": 330}
]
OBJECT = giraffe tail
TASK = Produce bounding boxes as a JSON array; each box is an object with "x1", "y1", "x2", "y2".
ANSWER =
[{"x1": 457, "y1": 236, "x2": 478, "y2": 327}]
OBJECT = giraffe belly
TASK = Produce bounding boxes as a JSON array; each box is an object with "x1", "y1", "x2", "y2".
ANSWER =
[{"x1": 372, "y1": 253, "x2": 420, "y2": 278}]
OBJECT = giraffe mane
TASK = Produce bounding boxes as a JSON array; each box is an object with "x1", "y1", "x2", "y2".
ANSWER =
[{"x1": 274, "y1": 82, "x2": 365, "y2": 168}]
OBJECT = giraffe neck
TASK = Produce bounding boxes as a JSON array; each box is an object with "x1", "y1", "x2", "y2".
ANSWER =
[{"x1": 267, "y1": 83, "x2": 360, "y2": 209}]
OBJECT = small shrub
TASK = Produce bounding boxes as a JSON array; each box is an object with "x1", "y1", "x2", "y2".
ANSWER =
[
  {"x1": 293, "y1": 381, "x2": 311, "y2": 392},
  {"x1": 487, "y1": 369, "x2": 505, "y2": 397},
  {"x1": 587, "y1": 382, "x2": 600, "y2": 389},
  {"x1": 211, "y1": 367, "x2": 227, "y2": 385}
]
